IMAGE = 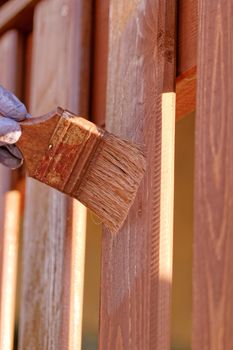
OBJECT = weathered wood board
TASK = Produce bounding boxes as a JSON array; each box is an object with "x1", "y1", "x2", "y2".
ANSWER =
[
  {"x1": 18, "y1": 1, "x2": 92, "y2": 349},
  {"x1": 193, "y1": 0, "x2": 233, "y2": 348},
  {"x1": 99, "y1": 1, "x2": 176, "y2": 349}
]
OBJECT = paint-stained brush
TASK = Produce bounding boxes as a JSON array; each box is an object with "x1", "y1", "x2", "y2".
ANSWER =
[{"x1": 16, "y1": 107, "x2": 146, "y2": 232}]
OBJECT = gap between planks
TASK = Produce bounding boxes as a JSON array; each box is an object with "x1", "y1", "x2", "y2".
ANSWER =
[{"x1": 0, "y1": 0, "x2": 39, "y2": 36}]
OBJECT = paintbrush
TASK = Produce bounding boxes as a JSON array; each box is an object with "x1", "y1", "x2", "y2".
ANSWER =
[{"x1": 16, "y1": 107, "x2": 146, "y2": 233}]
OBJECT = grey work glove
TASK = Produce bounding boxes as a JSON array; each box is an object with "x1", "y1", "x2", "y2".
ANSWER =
[{"x1": 0, "y1": 85, "x2": 30, "y2": 169}]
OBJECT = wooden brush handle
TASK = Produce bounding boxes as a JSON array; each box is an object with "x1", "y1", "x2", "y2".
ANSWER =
[{"x1": 16, "y1": 107, "x2": 105, "y2": 193}]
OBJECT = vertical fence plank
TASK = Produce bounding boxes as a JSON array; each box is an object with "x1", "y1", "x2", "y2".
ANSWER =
[
  {"x1": 99, "y1": 1, "x2": 176, "y2": 349},
  {"x1": 0, "y1": 30, "x2": 21, "y2": 228},
  {"x1": 0, "y1": 30, "x2": 22, "y2": 350},
  {"x1": 0, "y1": 191, "x2": 21, "y2": 350},
  {"x1": 18, "y1": 1, "x2": 92, "y2": 349},
  {"x1": 177, "y1": 0, "x2": 198, "y2": 75},
  {"x1": 193, "y1": 0, "x2": 233, "y2": 349}
]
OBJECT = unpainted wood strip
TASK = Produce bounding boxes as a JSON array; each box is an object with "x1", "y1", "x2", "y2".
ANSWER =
[
  {"x1": 18, "y1": 0, "x2": 92, "y2": 349},
  {"x1": 177, "y1": 0, "x2": 198, "y2": 75},
  {"x1": 176, "y1": 67, "x2": 196, "y2": 120},
  {"x1": 67, "y1": 202, "x2": 87, "y2": 349},
  {"x1": 99, "y1": 1, "x2": 176, "y2": 349},
  {"x1": 0, "y1": 0, "x2": 39, "y2": 36},
  {"x1": 0, "y1": 191, "x2": 21, "y2": 350},
  {"x1": 193, "y1": 0, "x2": 233, "y2": 348}
]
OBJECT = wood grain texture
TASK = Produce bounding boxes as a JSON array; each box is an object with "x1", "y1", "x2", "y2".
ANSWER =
[
  {"x1": 176, "y1": 67, "x2": 196, "y2": 120},
  {"x1": 99, "y1": 1, "x2": 176, "y2": 349},
  {"x1": 193, "y1": 0, "x2": 233, "y2": 349},
  {"x1": 0, "y1": 31, "x2": 22, "y2": 327},
  {"x1": 0, "y1": 0, "x2": 38, "y2": 35},
  {"x1": 0, "y1": 191, "x2": 21, "y2": 350},
  {"x1": 18, "y1": 0, "x2": 92, "y2": 349},
  {"x1": 0, "y1": 31, "x2": 21, "y2": 229},
  {"x1": 177, "y1": 0, "x2": 198, "y2": 75}
]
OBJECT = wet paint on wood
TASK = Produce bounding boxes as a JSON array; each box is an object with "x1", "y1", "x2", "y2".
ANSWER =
[
  {"x1": 193, "y1": 0, "x2": 233, "y2": 348},
  {"x1": 99, "y1": 1, "x2": 176, "y2": 349}
]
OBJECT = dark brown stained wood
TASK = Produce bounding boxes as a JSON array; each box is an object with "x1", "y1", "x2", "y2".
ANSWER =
[
  {"x1": 0, "y1": 0, "x2": 39, "y2": 36},
  {"x1": 99, "y1": 1, "x2": 176, "y2": 349},
  {"x1": 18, "y1": 0, "x2": 92, "y2": 349},
  {"x1": 0, "y1": 1, "x2": 9, "y2": 7},
  {"x1": 176, "y1": 67, "x2": 196, "y2": 120},
  {"x1": 193, "y1": 0, "x2": 233, "y2": 349},
  {"x1": 177, "y1": 0, "x2": 198, "y2": 75},
  {"x1": 91, "y1": 0, "x2": 110, "y2": 127}
]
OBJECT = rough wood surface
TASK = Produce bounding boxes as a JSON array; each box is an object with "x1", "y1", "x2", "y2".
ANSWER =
[
  {"x1": 0, "y1": 0, "x2": 38, "y2": 35},
  {"x1": 18, "y1": 1, "x2": 92, "y2": 349},
  {"x1": 177, "y1": 0, "x2": 198, "y2": 75},
  {"x1": 99, "y1": 1, "x2": 176, "y2": 349},
  {"x1": 0, "y1": 191, "x2": 21, "y2": 350},
  {"x1": 193, "y1": 0, "x2": 233, "y2": 348}
]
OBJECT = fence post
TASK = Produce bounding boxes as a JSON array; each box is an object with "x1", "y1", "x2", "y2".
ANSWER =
[
  {"x1": 18, "y1": 1, "x2": 92, "y2": 348},
  {"x1": 193, "y1": 0, "x2": 233, "y2": 348},
  {"x1": 99, "y1": 1, "x2": 176, "y2": 349}
]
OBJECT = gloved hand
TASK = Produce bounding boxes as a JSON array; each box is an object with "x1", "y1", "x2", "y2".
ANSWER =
[{"x1": 0, "y1": 85, "x2": 30, "y2": 169}]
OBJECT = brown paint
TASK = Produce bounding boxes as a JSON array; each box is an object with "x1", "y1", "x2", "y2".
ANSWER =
[
  {"x1": 177, "y1": 0, "x2": 198, "y2": 75},
  {"x1": 99, "y1": 0, "x2": 176, "y2": 349},
  {"x1": 193, "y1": 0, "x2": 233, "y2": 348},
  {"x1": 18, "y1": 0, "x2": 92, "y2": 349},
  {"x1": 16, "y1": 107, "x2": 145, "y2": 232}
]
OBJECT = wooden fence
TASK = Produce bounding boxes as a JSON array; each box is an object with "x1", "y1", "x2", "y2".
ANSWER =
[{"x1": 0, "y1": 0, "x2": 231, "y2": 349}]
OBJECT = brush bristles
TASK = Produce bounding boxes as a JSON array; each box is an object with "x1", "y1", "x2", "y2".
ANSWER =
[{"x1": 77, "y1": 132, "x2": 146, "y2": 233}]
